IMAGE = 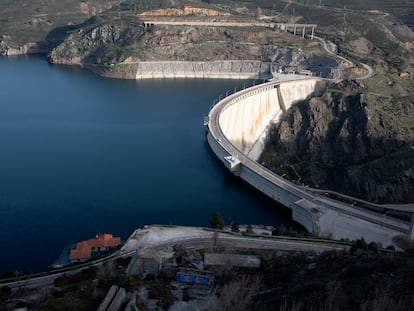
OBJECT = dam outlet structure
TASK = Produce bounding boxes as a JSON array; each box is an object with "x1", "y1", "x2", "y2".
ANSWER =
[{"x1": 205, "y1": 77, "x2": 413, "y2": 246}]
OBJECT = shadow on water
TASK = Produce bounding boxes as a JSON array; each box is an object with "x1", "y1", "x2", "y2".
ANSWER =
[{"x1": 202, "y1": 140, "x2": 297, "y2": 228}]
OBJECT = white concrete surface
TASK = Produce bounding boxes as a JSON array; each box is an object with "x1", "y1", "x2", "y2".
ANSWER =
[
  {"x1": 206, "y1": 78, "x2": 411, "y2": 247},
  {"x1": 218, "y1": 79, "x2": 318, "y2": 159},
  {"x1": 318, "y1": 210, "x2": 401, "y2": 248}
]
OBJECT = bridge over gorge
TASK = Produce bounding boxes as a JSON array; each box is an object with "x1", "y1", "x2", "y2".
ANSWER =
[
  {"x1": 205, "y1": 77, "x2": 414, "y2": 247},
  {"x1": 142, "y1": 20, "x2": 317, "y2": 39}
]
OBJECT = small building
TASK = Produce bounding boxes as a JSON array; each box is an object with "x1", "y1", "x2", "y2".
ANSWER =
[
  {"x1": 176, "y1": 268, "x2": 214, "y2": 287},
  {"x1": 70, "y1": 233, "x2": 121, "y2": 263},
  {"x1": 176, "y1": 268, "x2": 215, "y2": 299},
  {"x1": 126, "y1": 249, "x2": 173, "y2": 275}
]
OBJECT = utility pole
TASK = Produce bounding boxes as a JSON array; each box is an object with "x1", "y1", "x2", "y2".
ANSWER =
[{"x1": 343, "y1": 12, "x2": 347, "y2": 44}]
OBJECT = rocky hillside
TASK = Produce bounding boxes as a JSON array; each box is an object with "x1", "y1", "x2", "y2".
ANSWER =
[
  {"x1": 46, "y1": 14, "x2": 340, "y2": 79},
  {"x1": 255, "y1": 0, "x2": 414, "y2": 205},
  {"x1": 260, "y1": 80, "x2": 414, "y2": 204},
  {"x1": 47, "y1": 16, "x2": 146, "y2": 65}
]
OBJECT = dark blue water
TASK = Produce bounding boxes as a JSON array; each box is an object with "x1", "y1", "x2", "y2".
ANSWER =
[{"x1": 0, "y1": 56, "x2": 292, "y2": 273}]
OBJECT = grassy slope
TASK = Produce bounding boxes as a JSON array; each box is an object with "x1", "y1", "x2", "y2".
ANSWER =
[{"x1": 0, "y1": 0, "x2": 117, "y2": 46}]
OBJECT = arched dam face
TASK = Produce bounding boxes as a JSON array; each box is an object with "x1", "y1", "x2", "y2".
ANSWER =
[
  {"x1": 207, "y1": 77, "x2": 321, "y2": 233},
  {"x1": 207, "y1": 77, "x2": 411, "y2": 243},
  {"x1": 219, "y1": 79, "x2": 319, "y2": 160}
]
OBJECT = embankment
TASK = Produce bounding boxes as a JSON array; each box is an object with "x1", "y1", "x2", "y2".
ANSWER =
[{"x1": 100, "y1": 60, "x2": 273, "y2": 80}]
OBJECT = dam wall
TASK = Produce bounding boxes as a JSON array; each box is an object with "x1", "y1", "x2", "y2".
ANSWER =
[
  {"x1": 207, "y1": 78, "x2": 411, "y2": 241},
  {"x1": 206, "y1": 127, "x2": 315, "y2": 232},
  {"x1": 207, "y1": 78, "x2": 320, "y2": 232},
  {"x1": 218, "y1": 78, "x2": 319, "y2": 160},
  {"x1": 134, "y1": 61, "x2": 272, "y2": 79}
]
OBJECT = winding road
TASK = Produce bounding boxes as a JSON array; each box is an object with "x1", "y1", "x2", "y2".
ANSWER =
[
  {"x1": 312, "y1": 35, "x2": 375, "y2": 80},
  {"x1": 1, "y1": 226, "x2": 350, "y2": 292}
]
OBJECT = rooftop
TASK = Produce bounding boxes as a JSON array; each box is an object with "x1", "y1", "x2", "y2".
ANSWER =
[{"x1": 70, "y1": 233, "x2": 121, "y2": 261}]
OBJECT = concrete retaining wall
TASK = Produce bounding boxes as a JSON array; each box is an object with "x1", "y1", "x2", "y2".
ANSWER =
[{"x1": 135, "y1": 61, "x2": 271, "y2": 79}]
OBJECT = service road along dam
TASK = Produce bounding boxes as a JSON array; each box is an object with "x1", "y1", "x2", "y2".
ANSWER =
[{"x1": 205, "y1": 77, "x2": 413, "y2": 247}]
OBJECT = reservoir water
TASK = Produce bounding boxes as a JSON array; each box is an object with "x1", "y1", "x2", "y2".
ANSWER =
[{"x1": 0, "y1": 56, "x2": 292, "y2": 273}]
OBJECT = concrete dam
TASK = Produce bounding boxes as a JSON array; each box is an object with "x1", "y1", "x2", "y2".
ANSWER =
[
  {"x1": 219, "y1": 78, "x2": 318, "y2": 160},
  {"x1": 206, "y1": 77, "x2": 412, "y2": 246}
]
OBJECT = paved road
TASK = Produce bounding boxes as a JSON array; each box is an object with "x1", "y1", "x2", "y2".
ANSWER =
[
  {"x1": 2, "y1": 225, "x2": 349, "y2": 291},
  {"x1": 312, "y1": 35, "x2": 376, "y2": 80},
  {"x1": 313, "y1": 35, "x2": 354, "y2": 67},
  {"x1": 121, "y1": 226, "x2": 350, "y2": 256},
  {"x1": 149, "y1": 235, "x2": 346, "y2": 254},
  {"x1": 143, "y1": 20, "x2": 276, "y2": 28},
  {"x1": 1, "y1": 251, "x2": 122, "y2": 291},
  {"x1": 143, "y1": 20, "x2": 316, "y2": 29},
  {"x1": 357, "y1": 63, "x2": 375, "y2": 80}
]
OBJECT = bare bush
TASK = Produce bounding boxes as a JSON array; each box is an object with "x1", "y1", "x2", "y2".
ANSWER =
[{"x1": 219, "y1": 274, "x2": 262, "y2": 311}]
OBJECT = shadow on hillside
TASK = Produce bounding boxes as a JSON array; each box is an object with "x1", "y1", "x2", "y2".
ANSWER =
[
  {"x1": 260, "y1": 82, "x2": 414, "y2": 204},
  {"x1": 45, "y1": 16, "x2": 100, "y2": 50}
]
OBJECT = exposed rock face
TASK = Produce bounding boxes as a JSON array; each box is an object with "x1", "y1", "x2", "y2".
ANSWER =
[
  {"x1": 0, "y1": 37, "x2": 46, "y2": 56},
  {"x1": 260, "y1": 80, "x2": 414, "y2": 204},
  {"x1": 138, "y1": 6, "x2": 230, "y2": 17},
  {"x1": 349, "y1": 37, "x2": 374, "y2": 55}
]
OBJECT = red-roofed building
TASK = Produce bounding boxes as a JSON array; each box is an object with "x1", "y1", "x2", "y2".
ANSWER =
[{"x1": 70, "y1": 234, "x2": 121, "y2": 263}]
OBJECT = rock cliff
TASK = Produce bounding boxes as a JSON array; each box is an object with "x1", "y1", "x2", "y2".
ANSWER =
[{"x1": 259, "y1": 80, "x2": 414, "y2": 204}]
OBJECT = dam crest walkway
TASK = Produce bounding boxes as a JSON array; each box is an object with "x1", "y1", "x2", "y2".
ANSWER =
[{"x1": 206, "y1": 77, "x2": 412, "y2": 247}]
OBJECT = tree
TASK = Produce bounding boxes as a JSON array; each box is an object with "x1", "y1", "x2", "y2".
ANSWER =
[
  {"x1": 272, "y1": 224, "x2": 287, "y2": 236},
  {"x1": 231, "y1": 222, "x2": 239, "y2": 232},
  {"x1": 173, "y1": 244, "x2": 187, "y2": 264},
  {"x1": 0, "y1": 286, "x2": 11, "y2": 300},
  {"x1": 350, "y1": 237, "x2": 369, "y2": 254},
  {"x1": 209, "y1": 212, "x2": 224, "y2": 229}
]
